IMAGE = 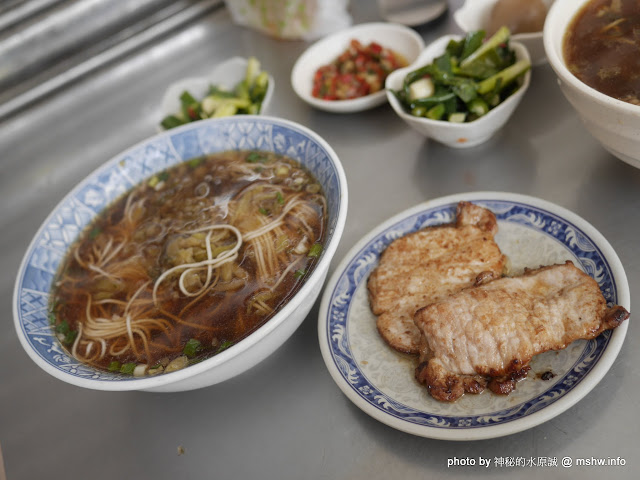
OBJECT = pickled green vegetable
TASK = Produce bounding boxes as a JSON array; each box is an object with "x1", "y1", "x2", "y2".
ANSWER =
[
  {"x1": 160, "y1": 57, "x2": 270, "y2": 130},
  {"x1": 393, "y1": 28, "x2": 530, "y2": 123}
]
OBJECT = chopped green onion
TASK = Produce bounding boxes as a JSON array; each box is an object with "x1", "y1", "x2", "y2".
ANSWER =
[
  {"x1": 246, "y1": 152, "x2": 264, "y2": 163},
  {"x1": 179, "y1": 91, "x2": 198, "y2": 107},
  {"x1": 158, "y1": 171, "x2": 169, "y2": 182},
  {"x1": 216, "y1": 340, "x2": 233, "y2": 353},
  {"x1": 55, "y1": 320, "x2": 71, "y2": 336},
  {"x1": 259, "y1": 207, "x2": 269, "y2": 216},
  {"x1": 63, "y1": 330, "x2": 77, "y2": 346},
  {"x1": 294, "y1": 269, "x2": 306, "y2": 278},
  {"x1": 477, "y1": 59, "x2": 530, "y2": 95},
  {"x1": 89, "y1": 227, "x2": 101, "y2": 240},
  {"x1": 460, "y1": 26, "x2": 511, "y2": 68},
  {"x1": 448, "y1": 112, "x2": 467, "y2": 123},
  {"x1": 188, "y1": 157, "x2": 204, "y2": 168},
  {"x1": 426, "y1": 103, "x2": 446, "y2": 120},
  {"x1": 467, "y1": 97, "x2": 489, "y2": 117},
  {"x1": 212, "y1": 103, "x2": 237, "y2": 118},
  {"x1": 108, "y1": 361, "x2": 121, "y2": 372},
  {"x1": 307, "y1": 243, "x2": 323, "y2": 258},
  {"x1": 183, "y1": 338, "x2": 202, "y2": 358},
  {"x1": 276, "y1": 192, "x2": 284, "y2": 204},
  {"x1": 120, "y1": 363, "x2": 137, "y2": 375},
  {"x1": 160, "y1": 115, "x2": 184, "y2": 130},
  {"x1": 460, "y1": 30, "x2": 486, "y2": 61}
]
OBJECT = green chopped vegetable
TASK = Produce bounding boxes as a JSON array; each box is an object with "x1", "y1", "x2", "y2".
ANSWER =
[
  {"x1": 108, "y1": 361, "x2": 121, "y2": 372},
  {"x1": 448, "y1": 112, "x2": 467, "y2": 123},
  {"x1": 89, "y1": 227, "x2": 101, "y2": 240},
  {"x1": 307, "y1": 243, "x2": 323, "y2": 258},
  {"x1": 188, "y1": 156, "x2": 204, "y2": 168},
  {"x1": 294, "y1": 269, "x2": 306, "y2": 278},
  {"x1": 160, "y1": 57, "x2": 270, "y2": 130},
  {"x1": 216, "y1": 340, "x2": 233, "y2": 353},
  {"x1": 426, "y1": 103, "x2": 446, "y2": 120},
  {"x1": 180, "y1": 91, "x2": 198, "y2": 107},
  {"x1": 54, "y1": 321, "x2": 75, "y2": 346},
  {"x1": 259, "y1": 207, "x2": 269, "y2": 216},
  {"x1": 120, "y1": 363, "x2": 137, "y2": 375},
  {"x1": 276, "y1": 191, "x2": 284, "y2": 205},
  {"x1": 183, "y1": 338, "x2": 202, "y2": 358},
  {"x1": 393, "y1": 27, "x2": 529, "y2": 124},
  {"x1": 213, "y1": 103, "x2": 238, "y2": 118},
  {"x1": 63, "y1": 330, "x2": 77, "y2": 345},
  {"x1": 477, "y1": 59, "x2": 531, "y2": 95},
  {"x1": 160, "y1": 115, "x2": 183, "y2": 130},
  {"x1": 467, "y1": 97, "x2": 489, "y2": 117},
  {"x1": 460, "y1": 26, "x2": 510, "y2": 69},
  {"x1": 246, "y1": 152, "x2": 266, "y2": 163},
  {"x1": 208, "y1": 85, "x2": 236, "y2": 98},
  {"x1": 460, "y1": 30, "x2": 486, "y2": 61}
]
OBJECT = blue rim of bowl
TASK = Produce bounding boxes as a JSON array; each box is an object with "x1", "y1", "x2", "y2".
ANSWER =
[
  {"x1": 318, "y1": 192, "x2": 629, "y2": 440},
  {"x1": 13, "y1": 115, "x2": 348, "y2": 390}
]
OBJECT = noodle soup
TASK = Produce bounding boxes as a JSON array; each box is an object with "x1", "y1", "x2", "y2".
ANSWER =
[
  {"x1": 564, "y1": 0, "x2": 640, "y2": 105},
  {"x1": 50, "y1": 150, "x2": 326, "y2": 376}
]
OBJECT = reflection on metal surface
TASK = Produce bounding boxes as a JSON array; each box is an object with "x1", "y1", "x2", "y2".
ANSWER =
[
  {"x1": 0, "y1": 442, "x2": 5, "y2": 480},
  {"x1": 0, "y1": 0, "x2": 223, "y2": 121},
  {"x1": 0, "y1": 0, "x2": 66, "y2": 32}
]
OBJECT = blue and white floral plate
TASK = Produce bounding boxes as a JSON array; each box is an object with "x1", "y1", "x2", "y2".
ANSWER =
[{"x1": 318, "y1": 192, "x2": 629, "y2": 440}]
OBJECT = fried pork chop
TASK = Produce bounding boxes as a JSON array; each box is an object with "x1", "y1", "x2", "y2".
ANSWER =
[
  {"x1": 367, "y1": 202, "x2": 506, "y2": 354},
  {"x1": 414, "y1": 261, "x2": 630, "y2": 402}
]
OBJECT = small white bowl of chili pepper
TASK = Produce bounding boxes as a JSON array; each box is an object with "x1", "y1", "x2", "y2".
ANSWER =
[{"x1": 291, "y1": 22, "x2": 425, "y2": 113}]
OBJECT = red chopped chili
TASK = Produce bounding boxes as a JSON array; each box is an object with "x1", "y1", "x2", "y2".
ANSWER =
[{"x1": 312, "y1": 39, "x2": 408, "y2": 101}]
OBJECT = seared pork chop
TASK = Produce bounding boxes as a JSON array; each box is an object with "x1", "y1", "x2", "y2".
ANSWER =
[
  {"x1": 414, "y1": 261, "x2": 629, "y2": 402},
  {"x1": 367, "y1": 202, "x2": 506, "y2": 354}
]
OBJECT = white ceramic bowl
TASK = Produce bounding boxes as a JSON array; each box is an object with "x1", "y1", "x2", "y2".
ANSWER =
[
  {"x1": 159, "y1": 57, "x2": 275, "y2": 131},
  {"x1": 385, "y1": 35, "x2": 531, "y2": 148},
  {"x1": 13, "y1": 116, "x2": 348, "y2": 392},
  {"x1": 454, "y1": 0, "x2": 555, "y2": 66},
  {"x1": 291, "y1": 22, "x2": 425, "y2": 113},
  {"x1": 544, "y1": 0, "x2": 640, "y2": 169}
]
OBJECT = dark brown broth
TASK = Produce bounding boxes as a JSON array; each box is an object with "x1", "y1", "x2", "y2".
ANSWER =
[
  {"x1": 51, "y1": 150, "x2": 326, "y2": 374},
  {"x1": 564, "y1": 0, "x2": 640, "y2": 105}
]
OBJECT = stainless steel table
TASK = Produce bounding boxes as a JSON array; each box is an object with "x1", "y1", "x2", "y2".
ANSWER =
[{"x1": 1, "y1": 1, "x2": 638, "y2": 478}]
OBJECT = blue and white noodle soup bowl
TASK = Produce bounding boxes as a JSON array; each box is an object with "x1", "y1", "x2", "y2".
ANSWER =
[{"x1": 13, "y1": 116, "x2": 348, "y2": 392}]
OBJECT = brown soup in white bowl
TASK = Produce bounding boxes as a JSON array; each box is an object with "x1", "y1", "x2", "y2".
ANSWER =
[
  {"x1": 544, "y1": 0, "x2": 640, "y2": 169},
  {"x1": 564, "y1": 0, "x2": 640, "y2": 106}
]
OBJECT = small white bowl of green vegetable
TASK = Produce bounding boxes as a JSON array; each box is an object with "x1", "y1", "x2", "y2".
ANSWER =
[
  {"x1": 385, "y1": 28, "x2": 531, "y2": 148},
  {"x1": 159, "y1": 56, "x2": 274, "y2": 130}
]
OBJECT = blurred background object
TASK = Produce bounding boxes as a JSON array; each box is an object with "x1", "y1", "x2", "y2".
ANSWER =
[
  {"x1": 224, "y1": 0, "x2": 352, "y2": 40},
  {"x1": 377, "y1": 0, "x2": 447, "y2": 26}
]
